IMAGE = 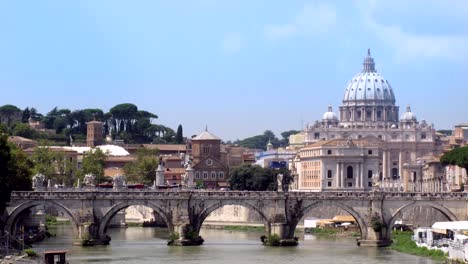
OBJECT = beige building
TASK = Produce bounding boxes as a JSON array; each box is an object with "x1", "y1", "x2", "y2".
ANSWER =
[{"x1": 293, "y1": 50, "x2": 445, "y2": 192}]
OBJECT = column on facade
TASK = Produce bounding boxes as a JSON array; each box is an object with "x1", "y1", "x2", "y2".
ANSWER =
[
  {"x1": 335, "y1": 162, "x2": 340, "y2": 189},
  {"x1": 382, "y1": 150, "x2": 388, "y2": 180},
  {"x1": 360, "y1": 162, "x2": 365, "y2": 188},
  {"x1": 355, "y1": 163, "x2": 359, "y2": 188},
  {"x1": 398, "y1": 151, "x2": 403, "y2": 180},
  {"x1": 340, "y1": 163, "x2": 345, "y2": 189}
]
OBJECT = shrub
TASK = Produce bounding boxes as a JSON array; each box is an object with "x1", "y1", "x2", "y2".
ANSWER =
[{"x1": 24, "y1": 249, "x2": 38, "y2": 258}]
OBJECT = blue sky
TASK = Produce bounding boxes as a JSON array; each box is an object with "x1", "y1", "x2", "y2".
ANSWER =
[{"x1": 1, "y1": 0, "x2": 467, "y2": 140}]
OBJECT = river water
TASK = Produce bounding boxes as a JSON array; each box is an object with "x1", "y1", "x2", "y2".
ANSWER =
[{"x1": 32, "y1": 225, "x2": 439, "y2": 264}]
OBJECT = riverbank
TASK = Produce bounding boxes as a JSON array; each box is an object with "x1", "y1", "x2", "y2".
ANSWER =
[
  {"x1": 389, "y1": 231, "x2": 447, "y2": 262},
  {"x1": 304, "y1": 227, "x2": 361, "y2": 238}
]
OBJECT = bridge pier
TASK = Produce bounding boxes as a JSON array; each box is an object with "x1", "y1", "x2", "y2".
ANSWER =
[
  {"x1": 358, "y1": 227, "x2": 391, "y2": 247},
  {"x1": 74, "y1": 223, "x2": 110, "y2": 246},
  {"x1": 168, "y1": 223, "x2": 204, "y2": 246},
  {"x1": 262, "y1": 223, "x2": 298, "y2": 246}
]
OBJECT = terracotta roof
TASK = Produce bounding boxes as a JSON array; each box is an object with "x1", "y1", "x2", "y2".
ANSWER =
[
  {"x1": 142, "y1": 144, "x2": 186, "y2": 152},
  {"x1": 163, "y1": 156, "x2": 183, "y2": 161},
  {"x1": 192, "y1": 130, "x2": 221, "y2": 140}
]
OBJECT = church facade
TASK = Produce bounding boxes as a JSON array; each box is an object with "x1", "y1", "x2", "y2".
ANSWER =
[{"x1": 292, "y1": 50, "x2": 445, "y2": 192}]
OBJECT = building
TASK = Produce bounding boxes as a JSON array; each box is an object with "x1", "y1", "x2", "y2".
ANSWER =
[
  {"x1": 191, "y1": 129, "x2": 229, "y2": 189},
  {"x1": 8, "y1": 136, "x2": 38, "y2": 150},
  {"x1": 86, "y1": 120, "x2": 103, "y2": 147},
  {"x1": 294, "y1": 50, "x2": 444, "y2": 192}
]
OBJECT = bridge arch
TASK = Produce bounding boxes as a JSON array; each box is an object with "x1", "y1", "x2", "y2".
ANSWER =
[
  {"x1": 5, "y1": 200, "x2": 79, "y2": 236},
  {"x1": 98, "y1": 200, "x2": 173, "y2": 238},
  {"x1": 386, "y1": 201, "x2": 458, "y2": 238},
  {"x1": 196, "y1": 200, "x2": 271, "y2": 234},
  {"x1": 293, "y1": 200, "x2": 368, "y2": 239}
]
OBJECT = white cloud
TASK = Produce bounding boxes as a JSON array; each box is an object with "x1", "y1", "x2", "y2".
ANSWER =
[
  {"x1": 221, "y1": 32, "x2": 244, "y2": 53},
  {"x1": 357, "y1": 0, "x2": 468, "y2": 62},
  {"x1": 263, "y1": 3, "x2": 337, "y2": 41}
]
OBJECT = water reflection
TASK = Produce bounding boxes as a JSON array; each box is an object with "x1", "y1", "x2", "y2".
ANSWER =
[{"x1": 32, "y1": 225, "x2": 440, "y2": 264}]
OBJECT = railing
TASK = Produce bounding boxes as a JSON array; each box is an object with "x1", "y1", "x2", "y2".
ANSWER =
[{"x1": 10, "y1": 190, "x2": 468, "y2": 200}]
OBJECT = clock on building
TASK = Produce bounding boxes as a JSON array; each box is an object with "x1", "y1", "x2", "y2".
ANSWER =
[{"x1": 205, "y1": 159, "x2": 213, "y2": 166}]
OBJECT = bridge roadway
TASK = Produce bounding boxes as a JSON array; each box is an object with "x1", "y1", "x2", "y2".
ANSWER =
[{"x1": 3, "y1": 190, "x2": 468, "y2": 247}]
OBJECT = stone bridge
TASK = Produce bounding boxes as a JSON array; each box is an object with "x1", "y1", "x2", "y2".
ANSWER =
[{"x1": 3, "y1": 190, "x2": 468, "y2": 247}]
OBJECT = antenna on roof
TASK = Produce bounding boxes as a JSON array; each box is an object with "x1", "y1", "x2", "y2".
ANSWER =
[{"x1": 205, "y1": 125, "x2": 208, "y2": 132}]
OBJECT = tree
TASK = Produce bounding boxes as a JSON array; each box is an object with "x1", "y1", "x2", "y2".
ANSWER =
[
  {"x1": 229, "y1": 164, "x2": 276, "y2": 191},
  {"x1": 21, "y1": 107, "x2": 30, "y2": 123},
  {"x1": 0, "y1": 104, "x2": 21, "y2": 126},
  {"x1": 123, "y1": 148, "x2": 159, "y2": 185},
  {"x1": 0, "y1": 133, "x2": 32, "y2": 222},
  {"x1": 237, "y1": 130, "x2": 280, "y2": 150},
  {"x1": 78, "y1": 148, "x2": 107, "y2": 184},
  {"x1": 440, "y1": 146, "x2": 468, "y2": 187},
  {"x1": 280, "y1": 130, "x2": 300, "y2": 147},
  {"x1": 12, "y1": 123, "x2": 38, "y2": 138},
  {"x1": 176, "y1": 124, "x2": 183, "y2": 144},
  {"x1": 30, "y1": 141, "x2": 55, "y2": 180}
]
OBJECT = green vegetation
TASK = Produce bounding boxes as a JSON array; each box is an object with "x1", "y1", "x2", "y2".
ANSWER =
[
  {"x1": 223, "y1": 225, "x2": 265, "y2": 232},
  {"x1": 123, "y1": 148, "x2": 159, "y2": 184},
  {"x1": 229, "y1": 164, "x2": 292, "y2": 191},
  {"x1": 78, "y1": 148, "x2": 108, "y2": 184},
  {"x1": 390, "y1": 231, "x2": 447, "y2": 261},
  {"x1": 0, "y1": 133, "x2": 32, "y2": 222},
  {"x1": 304, "y1": 227, "x2": 338, "y2": 236},
  {"x1": 234, "y1": 130, "x2": 300, "y2": 150},
  {"x1": 46, "y1": 215, "x2": 70, "y2": 225},
  {"x1": 261, "y1": 234, "x2": 281, "y2": 246},
  {"x1": 23, "y1": 248, "x2": 38, "y2": 258},
  {"x1": 441, "y1": 146, "x2": 468, "y2": 188},
  {"x1": 0, "y1": 103, "x2": 181, "y2": 145}
]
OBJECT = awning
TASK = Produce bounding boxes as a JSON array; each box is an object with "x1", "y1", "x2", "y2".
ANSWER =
[{"x1": 432, "y1": 228, "x2": 447, "y2": 234}]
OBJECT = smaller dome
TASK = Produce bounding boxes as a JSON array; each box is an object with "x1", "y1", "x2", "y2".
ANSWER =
[
  {"x1": 322, "y1": 105, "x2": 338, "y2": 121},
  {"x1": 400, "y1": 105, "x2": 417, "y2": 122}
]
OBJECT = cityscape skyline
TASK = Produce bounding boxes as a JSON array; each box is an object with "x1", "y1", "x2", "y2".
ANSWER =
[{"x1": 1, "y1": 0, "x2": 467, "y2": 140}]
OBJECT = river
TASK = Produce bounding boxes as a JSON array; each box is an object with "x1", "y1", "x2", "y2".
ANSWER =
[{"x1": 32, "y1": 225, "x2": 440, "y2": 264}]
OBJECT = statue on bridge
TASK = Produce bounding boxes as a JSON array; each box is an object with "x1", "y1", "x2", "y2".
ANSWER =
[
  {"x1": 84, "y1": 174, "x2": 96, "y2": 187},
  {"x1": 32, "y1": 173, "x2": 45, "y2": 191},
  {"x1": 277, "y1": 174, "x2": 283, "y2": 192},
  {"x1": 113, "y1": 175, "x2": 124, "y2": 190}
]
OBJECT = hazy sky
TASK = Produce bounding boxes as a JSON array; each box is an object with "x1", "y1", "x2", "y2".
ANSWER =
[{"x1": 1, "y1": 0, "x2": 467, "y2": 141}]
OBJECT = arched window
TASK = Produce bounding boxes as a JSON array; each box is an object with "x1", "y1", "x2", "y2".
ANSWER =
[{"x1": 347, "y1": 166, "x2": 353, "y2": 179}]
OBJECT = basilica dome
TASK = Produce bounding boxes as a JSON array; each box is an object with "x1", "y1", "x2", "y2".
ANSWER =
[
  {"x1": 400, "y1": 105, "x2": 417, "y2": 122},
  {"x1": 322, "y1": 105, "x2": 338, "y2": 121},
  {"x1": 342, "y1": 49, "x2": 395, "y2": 105}
]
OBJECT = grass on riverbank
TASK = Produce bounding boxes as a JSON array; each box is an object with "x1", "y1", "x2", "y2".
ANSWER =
[
  {"x1": 223, "y1": 225, "x2": 265, "y2": 232},
  {"x1": 390, "y1": 231, "x2": 447, "y2": 261},
  {"x1": 46, "y1": 215, "x2": 70, "y2": 225},
  {"x1": 305, "y1": 228, "x2": 338, "y2": 236}
]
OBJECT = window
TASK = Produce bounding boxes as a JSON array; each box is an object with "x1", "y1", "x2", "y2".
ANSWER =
[
  {"x1": 219, "y1": 171, "x2": 224, "y2": 179},
  {"x1": 203, "y1": 145, "x2": 210, "y2": 154},
  {"x1": 195, "y1": 172, "x2": 200, "y2": 179},
  {"x1": 348, "y1": 182, "x2": 352, "y2": 187},
  {"x1": 392, "y1": 168, "x2": 398, "y2": 179},
  {"x1": 327, "y1": 182, "x2": 332, "y2": 187},
  {"x1": 358, "y1": 135, "x2": 362, "y2": 139},
  {"x1": 378, "y1": 135, "x2": 382, "y2": 139},
  {"x1": 327, "y1": 170, "x2": 332, "y2": 178},
  {"x1": 347, "y1": 166, "x2": 353, "y2": 179},
  {"x1": 314, "y1": 133, "x2": 320, "y2": 139},
  {"x1": 368, "y1": 182, "x2": 372, "y2": 187},
  {"x1": 377, "y1": 111, "x2": 381, "y2": 119},
  {"x1": 368, "y1": 150, "x2": 373, "y2": 155},
  {"x1": 203, "y1": 171, "x2": 208, "y2": 179},
  {"x1": 211, "y1": 171, "x2": 216, "y2": 179},
  {"x1": 327, "y1": 150, "x2": 332, "y2": 155},
  {"x1": 368, "y1": 170, "x2": 373, "y2": 179},
  {"x1": 421, "y1": 133, "x2": 426, "y2": 139}
]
